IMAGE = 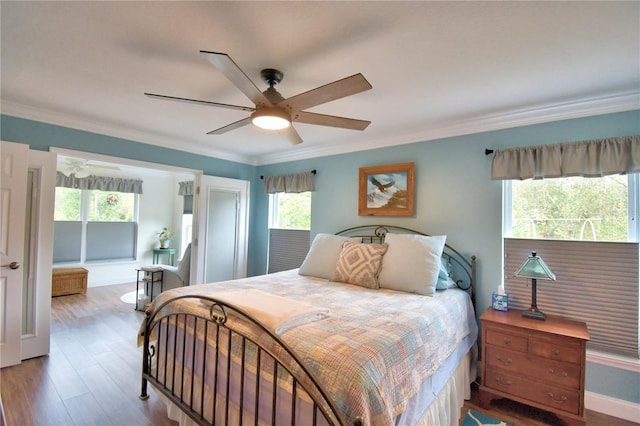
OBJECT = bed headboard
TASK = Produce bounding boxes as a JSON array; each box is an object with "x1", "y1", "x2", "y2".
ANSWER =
[{"x1": 335, "y1": 225, "x2": 476, "y2": 306}]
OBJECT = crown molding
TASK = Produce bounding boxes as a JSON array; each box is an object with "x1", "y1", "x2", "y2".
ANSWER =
[
  {"x1": 0, "y1": 101, "x2": 257, "y2": 165},
  {"x1": 257, "y1": 91, "x2": 639, "y2": 165},
  {"x1": 3, "y1": 91, "x2": 638, "y2": 167}
]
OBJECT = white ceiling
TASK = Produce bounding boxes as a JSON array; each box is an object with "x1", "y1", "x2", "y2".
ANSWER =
[{"x1": 2, "y1": 1, "x2": 638, "y2": 166}]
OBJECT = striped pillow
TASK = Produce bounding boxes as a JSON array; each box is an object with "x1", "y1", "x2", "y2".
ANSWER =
[{"x1": 332, "y1": 242, "x2": 388, "y2": 289}]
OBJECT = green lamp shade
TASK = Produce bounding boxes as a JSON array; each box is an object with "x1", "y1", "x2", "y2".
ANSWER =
[
  {"x1": 513, "y1": 251, "x2": 556, "y2": 281},
  {"x1": 514, "y1": 251, "x2": 556, "y2": 321}
]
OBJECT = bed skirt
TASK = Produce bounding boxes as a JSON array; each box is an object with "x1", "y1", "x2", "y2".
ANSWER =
[{"x1": 152, "y1": 348, "x2": 475, "y2": 426}]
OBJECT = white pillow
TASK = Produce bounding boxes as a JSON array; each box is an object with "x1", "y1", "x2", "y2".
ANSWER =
[
  {"x1": 378, "y1": 233, "x2": 446, "y2": 296},
  {"x1": 299, "y1": 234, "x2": 360, "y2": 279}
]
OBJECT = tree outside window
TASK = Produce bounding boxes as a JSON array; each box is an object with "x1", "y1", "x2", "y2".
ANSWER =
[
  {"x1": 511, "y1": 175, "x2": 630, "y2": 242},
  {"x1": 269, "y1": 192, "x2": 311, "y2": 230}
]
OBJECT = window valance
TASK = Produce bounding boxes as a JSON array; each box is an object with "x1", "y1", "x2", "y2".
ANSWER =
[
  {"x1": 491, "y1": 135, "x2": 640, "y2": 180},
  {"x1": 178, "y1": 181, "x2": 194, "y2": 196},
  {"x1": 263, "y1": 171, "x2": 315, "y2": 194},
  {"x1": 56, "y1": 172, "x2": 143, "y2": 194},
  {"x1": 178, "y1": 181, "x2": 195, "y2": 214}
]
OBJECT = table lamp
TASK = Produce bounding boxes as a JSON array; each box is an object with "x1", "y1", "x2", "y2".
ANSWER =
[{"x1": 513, "y1": 251, "x2": 556, "y2": 320}]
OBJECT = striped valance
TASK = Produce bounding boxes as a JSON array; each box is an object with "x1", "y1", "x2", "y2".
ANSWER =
[
  {"x1": 178, "y1": 181, "x2": 194, "y2": 196},
  {"x1": 56, "y1": 172, "x2": 143, "y2": 194},
  {"x1": 491, "y1": 135, "x2": 640, "y2": 180},
  {"x1": 264, "y1": 171, "x2": 315, "y2": 194}
]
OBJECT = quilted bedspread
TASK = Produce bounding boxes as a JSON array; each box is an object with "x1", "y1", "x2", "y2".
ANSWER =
[{"x1": 145, "y1": 269, "x2": 478, "y2": 426}]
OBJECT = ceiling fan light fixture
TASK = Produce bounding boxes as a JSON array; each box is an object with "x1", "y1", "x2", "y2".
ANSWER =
[{"x1": 251, "y1": 108, "x2": 291, "y2": 130}]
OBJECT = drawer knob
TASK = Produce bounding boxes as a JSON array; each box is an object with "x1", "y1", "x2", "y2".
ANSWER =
[
  {"x1": 494, "y1": 376, "x2": 512, "y2": 387},
  {"x1": 547, "y1": 392, "x2": 567, "y2": 404},
  {"x1": 503, "y1": 337, "x2": 511, "y2": 346},
  {"x1": 548, "y1": 368, "x2": 568, "y2": 378},
  {"x1": 551, "y1": 348, "x2": 560, "y2": 358},
  {"x1": 495, "y1": 354, "x2": 513, "y2": 365}
]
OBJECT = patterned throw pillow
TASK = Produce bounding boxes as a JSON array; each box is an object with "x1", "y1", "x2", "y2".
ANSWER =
[{"x1": 332, "y1": 242, "x2": 388, "y2": 289}]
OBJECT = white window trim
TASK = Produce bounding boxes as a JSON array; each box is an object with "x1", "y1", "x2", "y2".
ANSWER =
[
  {"x1": 55, "y1": 188, "x2": 139, "y2": 264},
  {"x1": 268, "y1": 192, "x2": 311, "y2": 231},
  {"x1": 268, "y1": 193, "x2": 280, "y2": 229},
  {"x1": 629, "y1": 174, "x2": 639, "y2": 242},
  {"x1": 587, "y1": 349, "x2": 640, "y2": 373},
  {"x1": 504, "y1": 175, "x2": 639, "y2": 243}
]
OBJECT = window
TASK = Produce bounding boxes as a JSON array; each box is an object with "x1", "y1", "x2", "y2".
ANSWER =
[
  {"x1": 507, "y1": 174, "x2": 638, "y2": 242},
  {"x1": 503, "y1": 174, "x2": 639, "y2": 358},
  {"x1": 268, "y1": 192, "x2": 311, "y2": 230},
  {"x1": 53, "y1": 187, "x2": 138, "y2": 263},
  {"x1": 267, "y1": 192, "x2": 311, "y2": 273}
]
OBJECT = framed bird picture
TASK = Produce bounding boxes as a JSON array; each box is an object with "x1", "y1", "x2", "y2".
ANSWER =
[{"x1": 358, "y1": 162, "x2": 415, "y2": 216}]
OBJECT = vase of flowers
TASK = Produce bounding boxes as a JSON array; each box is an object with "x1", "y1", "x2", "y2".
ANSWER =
[{"x1": 158, "y1": 227, "x2": 174, "y2": 249}]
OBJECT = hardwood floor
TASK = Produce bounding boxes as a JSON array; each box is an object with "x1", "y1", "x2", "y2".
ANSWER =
[
  {"x1": 1, "y1": 283, "x2": 176, "y2": 426},
  {"x1": 1, "y1": 283, "x2": 637, "y2": 425}
]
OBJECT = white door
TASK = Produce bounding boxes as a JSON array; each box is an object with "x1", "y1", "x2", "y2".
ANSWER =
[
  {"x1": 1, "y1": 141, "x2": 29, "y2": 368},
  {"x1": 193, "y1": 175, "x2": 249, "y2": 285}
]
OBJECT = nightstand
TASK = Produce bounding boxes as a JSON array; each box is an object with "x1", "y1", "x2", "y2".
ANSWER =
[{"x1": 479, "y1": 308, "x2": 590, "y2": 426}]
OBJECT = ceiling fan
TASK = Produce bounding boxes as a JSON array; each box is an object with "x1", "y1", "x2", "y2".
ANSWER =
[
  {"x1": 58, "y1": 157, "x2": 120, "y2": 178},
  {"x1": 145, "y1": 51, "x2": 373, "y2": 145}
]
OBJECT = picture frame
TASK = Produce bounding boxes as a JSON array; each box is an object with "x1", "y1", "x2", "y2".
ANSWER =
[{"x1": 358, "y1": 162, "x2": 415, "y2": 216}]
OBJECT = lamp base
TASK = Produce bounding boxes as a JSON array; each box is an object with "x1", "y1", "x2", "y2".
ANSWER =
[{"x1": 522, "y1": 308, "x2": 546, "y2": 321}]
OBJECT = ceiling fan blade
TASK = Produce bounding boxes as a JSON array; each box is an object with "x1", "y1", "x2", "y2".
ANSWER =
[
  {"x1": 207, "y1": 117, "x2": 252, "y2": 135},
  {"x1": 90, "y1": 164, "x2": 120, "y2": 171},
  {"x1": 145, "y1": 93, "x2": 254, "y2": 112},
  {"x1": 279, "y1": 73, "x2": 372, "y2": 112},
  {"x1": 292, "y1": 111, "x2": 370, "y2": 131},
  {"x1": 200, "y1": 51, "x2": 272, "y2": 107},
  {"x1": 279, "y1": 126, "x2": 303, "y2": 145}
]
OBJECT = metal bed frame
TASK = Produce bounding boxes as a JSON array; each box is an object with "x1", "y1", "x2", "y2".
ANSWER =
[{"x1": 139, "y1": 225, "x2": 476, "y2": 426}]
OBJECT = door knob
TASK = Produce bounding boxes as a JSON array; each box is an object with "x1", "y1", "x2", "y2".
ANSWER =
[{"x1": 1, "y1": 261, "x2": 20, "y2": 270}]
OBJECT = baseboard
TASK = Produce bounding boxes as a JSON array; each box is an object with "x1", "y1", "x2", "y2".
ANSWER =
[{"x1": 586, "y1": 391, "x2": 640, "y2": 423}]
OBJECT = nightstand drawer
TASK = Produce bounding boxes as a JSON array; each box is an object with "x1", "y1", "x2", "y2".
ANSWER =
[
  {"x1": 484, "y1": 367, "x2": 581, "y2": 415},
  {"x1": 532, "y1": 336, "x2": 582, "y2": 364},
  {"x1": 486, "y1": 328, "x2": 529, "y2": 353},
  {"x1": 486, "y1": 346, "x2": 581, "y2": 389}
]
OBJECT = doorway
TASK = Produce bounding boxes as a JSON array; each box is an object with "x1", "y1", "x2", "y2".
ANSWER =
[{"x1": 194, "y1": 175, "x2": 250, "y2": 285}]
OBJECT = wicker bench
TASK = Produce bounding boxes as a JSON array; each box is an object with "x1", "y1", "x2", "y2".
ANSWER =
[{"x1": 52, "y1": 268, "x2": 88, "y2": 296}]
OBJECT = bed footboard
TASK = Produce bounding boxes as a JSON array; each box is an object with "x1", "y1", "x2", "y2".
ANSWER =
[{"x1": 140, "y1": 295, "x2": 360, "y2": 426}]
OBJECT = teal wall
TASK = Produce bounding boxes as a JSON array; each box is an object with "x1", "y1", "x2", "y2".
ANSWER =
[
  {"x1": 3, "y1": 110, "x2": 639, "y2": 405},
  {"x1": 255, "y1": 110, "x2": 640, "y2": 405},
  {"x1": 0, "y1": 115, "x2": 257, "y2": 181}
]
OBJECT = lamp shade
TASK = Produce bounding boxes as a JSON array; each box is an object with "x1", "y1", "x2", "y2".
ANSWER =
[
  {"x1": 513, "y1": 251, "x2": 556, "y2": 281},
  {"x1": 514, "y1": 251, "x2": 556, "y2": 320},
  {"x1": 251, "y1": 108, "x2": 291, "y2": 130}
]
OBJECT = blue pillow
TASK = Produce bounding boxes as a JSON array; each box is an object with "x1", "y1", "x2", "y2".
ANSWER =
[{"x1": 436, "y1": 257, "x2": 456, "y2": 290}]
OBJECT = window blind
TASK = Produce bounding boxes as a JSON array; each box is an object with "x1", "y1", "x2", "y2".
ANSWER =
[
  {"x1": 504, "y1": 238, "x2": 639, "y2": 358},
  {"x1": 86, "y1": 222, "x2": 136, "y2": 261},
  {"x1": 267, "y1": 229, "x2": 310, "y2": 274},
  {"x1": 53, "y1": 221, "x2": 82, "y2": 263}
]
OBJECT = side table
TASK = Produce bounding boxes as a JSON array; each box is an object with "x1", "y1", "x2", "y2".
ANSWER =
[
  {"x1": 479, "y1": 308, "x2": 590, "y2": 426},
  {"x1": 135, "y1": 268, "x2": 163, "y2": 311},
  {"x1": 153, "y1": 248, "x2": 176, "y2": 265}
]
